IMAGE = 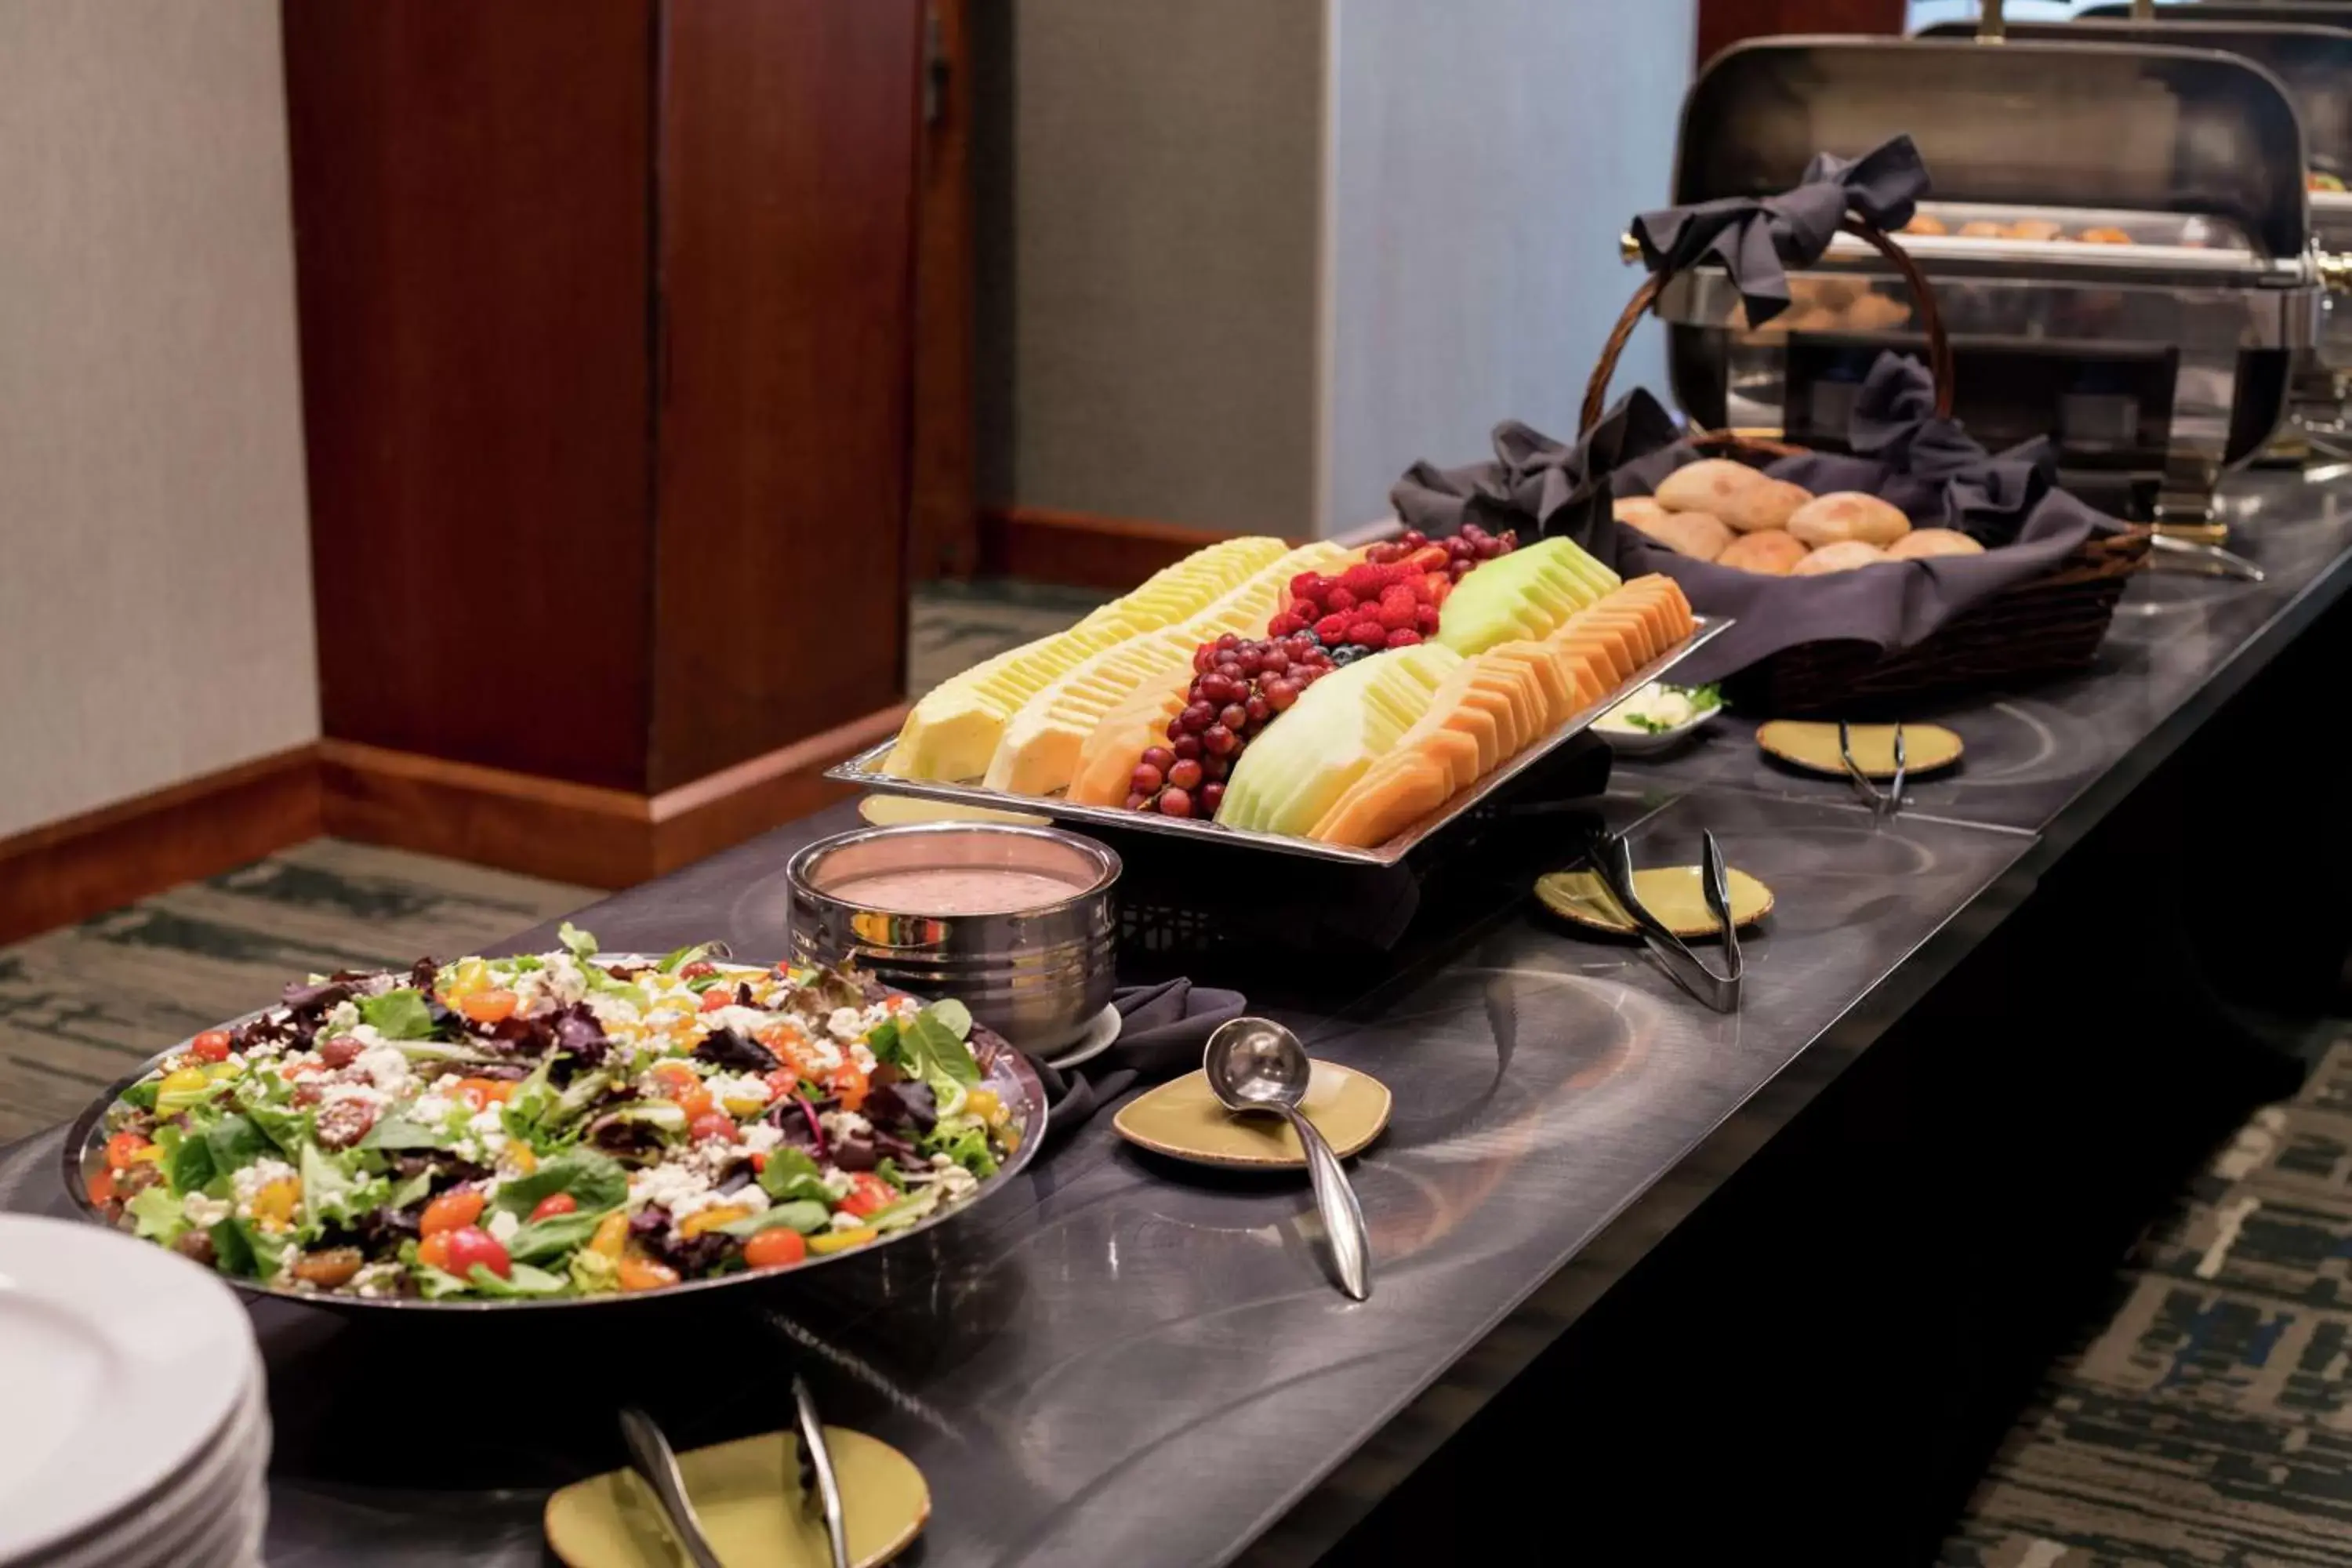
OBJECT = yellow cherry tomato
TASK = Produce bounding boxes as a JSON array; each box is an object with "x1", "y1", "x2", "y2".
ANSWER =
[
  {"x1": 966, "y1": 1087, "x2": 1004, "y2": 1127},
  {"x1": 618, "y1": 1253, "x2": 681, "y2": 1293},
  {"x1": 678, "y1": 1204, "x2": 752, "y2": 1239},
  {"x1": 589, "y1": 1211, "x2": 630, "y2": 1261},
  {"x1": 160, "y1": 1067, "x2": 209, "y2": 1098},
  {"x1": 499, "y1": 1144, "x2": 539, "y2": 1177},
  {"x1": 808, "y1": 1227, "x2": 877, "y2": 1256},
  {"x1": 249, "y1": 1178, "x2": 300, "y2": 1230}
]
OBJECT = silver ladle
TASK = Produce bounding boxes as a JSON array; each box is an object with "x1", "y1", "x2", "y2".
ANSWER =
[{"x1": 1204, "y1": 1017, "x2": 1372, "y2": 1300}]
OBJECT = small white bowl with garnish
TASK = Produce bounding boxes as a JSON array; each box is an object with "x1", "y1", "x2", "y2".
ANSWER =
[{"x1": 1592, "y1": 682, "x2": 1722, "y2": 756}]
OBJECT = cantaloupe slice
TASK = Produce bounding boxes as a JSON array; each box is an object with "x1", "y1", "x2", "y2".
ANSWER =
[
  {"x1": 1067, "y1": 667, "x2": 1192, "y2": 806},
  {"x1": 881, "y1": 535, "x2": 1290, "y2": 780},
  {"x1": 1217, "y1": 642, "x2": 1461, "y2": 836}
]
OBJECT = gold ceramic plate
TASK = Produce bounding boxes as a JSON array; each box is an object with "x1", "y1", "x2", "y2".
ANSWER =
[
  {"x1": 1755, "y1": 720, "x2": 1963, "y2": 779},
  {"x1": 1112, "y1": 1061, "x2": 1392, "y2": 1170},
  {"x1": 1535, "y1": 866, "x2": 1774, "y2": 938},
  {"x1": 545, "y1": 1428, "x2": 927, "y2": 1568},
  {"x1": 856, "y1": 793, "x2": 1049, "y2": 828}
]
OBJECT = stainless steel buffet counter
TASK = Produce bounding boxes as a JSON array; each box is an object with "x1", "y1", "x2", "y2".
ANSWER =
[{"x1": 4, "y1": 472, "x2": 2350, "y2": 1567}]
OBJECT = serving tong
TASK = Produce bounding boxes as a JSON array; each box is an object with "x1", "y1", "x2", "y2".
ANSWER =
[
  {"x1": 1581, "y1": 827, "x2": 1744, "y2": 1014},
  {"x1": 1838, "y1": 721, "x2": 1907, "y2": 820},
  {"x1": 619, "y1": 1374, "x2": 850, "y2": 1568}
]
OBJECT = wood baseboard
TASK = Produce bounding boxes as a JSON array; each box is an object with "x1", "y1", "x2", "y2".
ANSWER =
[
  {"x1": 976, "y1": 505, "x2": 1254, "y2": 590},
  {"x1": 0, "y1": 746, "x2": 323, "y2": 947},
  {"x1": 321, "y1": 703, "x2": 908, "y2": 888},
  {"x1": 0, "y1": 706, "x2": 909, "y2": 943}
]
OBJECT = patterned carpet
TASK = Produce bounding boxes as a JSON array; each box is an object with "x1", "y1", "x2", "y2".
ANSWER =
[
  {"x1": 1941, "y1": 1040, "x2": 2352, "y2": 1568},
  {"x1": 5, "y1": 579, "x2": 2347, "y2": 1562}
]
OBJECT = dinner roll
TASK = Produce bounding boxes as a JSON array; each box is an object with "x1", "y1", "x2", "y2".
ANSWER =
[
  {"x1": 1786, "y1": 492, "x2": 1911, "y2": 549},
  {"x1": 1788, "y1": 541, "x2": 1891, "y2": 575},
  {"x1": 1654, "y1": 459, "x2": 1763, "y2": 516},
  {"x1": 1886, "y1": 528, "x2": 1986, "y2": 561},
  {"x1": 1613, "y1": 496, "x2": 1669, "y2": 528},
  {"x1": 1715, "y1": 530, "x2": 1808, "y2": 575},
  {"x1": 1623, "y1": 508, "x2": 1733, "y2": 562}
]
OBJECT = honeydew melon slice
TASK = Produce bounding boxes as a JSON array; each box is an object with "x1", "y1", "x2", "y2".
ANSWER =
[
  {"x1": 1434, "y1": 538, "x2": 1621, "y2": 657},
  {"x1": 1216, "y1": 642, "x2": 1459, "y2": 837}
]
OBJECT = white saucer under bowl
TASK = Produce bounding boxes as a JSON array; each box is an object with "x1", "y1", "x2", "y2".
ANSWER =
[{"x1": 1041, "y1": 1003, "x2": 1122, "y2": 1071}]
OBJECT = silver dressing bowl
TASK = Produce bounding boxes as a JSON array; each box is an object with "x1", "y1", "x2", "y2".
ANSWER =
[{"x1": 785, "y1": 822, "x2": 1120, "y2": 1053}]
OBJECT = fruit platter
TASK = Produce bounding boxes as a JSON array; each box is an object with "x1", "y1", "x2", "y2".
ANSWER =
[{"x1": 834, "y1": 528, "x2": 1729, "y2": 865}]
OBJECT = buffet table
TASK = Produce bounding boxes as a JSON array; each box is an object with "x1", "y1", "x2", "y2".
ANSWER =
[{"x1": 4, "y1": 470, "x2": 2350, "y2": 1567}]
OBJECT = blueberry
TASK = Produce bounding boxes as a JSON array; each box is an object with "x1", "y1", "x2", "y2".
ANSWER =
[{"x1": 1330, "y1": 645, "x2": 1363, "y2": 666}]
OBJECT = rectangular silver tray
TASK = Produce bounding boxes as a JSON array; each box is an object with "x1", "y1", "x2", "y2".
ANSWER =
[{"x1": 826, "y1": 615, "x2": 1733, "y2": 867}]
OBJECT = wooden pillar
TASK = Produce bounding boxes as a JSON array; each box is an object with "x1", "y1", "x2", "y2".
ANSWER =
[
  {"x1": 283, "y1": 0, "x2": 926, "y2": 887},
  {"x1": 1697, "y1": 0, "x2": 1911, "y2": 67}
]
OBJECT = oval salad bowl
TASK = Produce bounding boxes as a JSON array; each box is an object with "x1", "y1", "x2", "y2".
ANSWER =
[{"x1": 60, "y1": 931, "x2": 1046, "y2": 1314}]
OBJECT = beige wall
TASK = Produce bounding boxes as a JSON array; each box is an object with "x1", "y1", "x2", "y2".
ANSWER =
[
  {"x1": 0, "y1": 1, "x2": 315, "y2": 839},
  {"x1": 976, "y1": 0, "x2": 1327, "y2": 535}
]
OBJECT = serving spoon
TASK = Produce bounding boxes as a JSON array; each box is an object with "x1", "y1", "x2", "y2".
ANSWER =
[{"x1": 1204, "y1": 1017, "x2": 1371, "y2": 1301}]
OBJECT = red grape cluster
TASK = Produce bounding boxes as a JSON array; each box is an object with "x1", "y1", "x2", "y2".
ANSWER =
[
  {"x1": 1373, "y1": 522, "x2": 1516, "y2": 579},
  {"x1": 1127, "y1": 632, "x2": 1337, "y2": 818}
]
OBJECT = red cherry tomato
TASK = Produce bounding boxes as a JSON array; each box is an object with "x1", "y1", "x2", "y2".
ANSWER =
[
  {"x1": 528, "y1": 1192, "x2": 579, "y2": 1223},
  {"x1": 762, "y1": 1068, "x2": 801, "y2": 1099},
  {"x1": 189, "y1": 1029, "x2": 233, "y2": 1063},
  {"x1": 688, "y1": 1112, "x2": 739, "y2": 1144},
  {"x1": 743, "y1": 1229, "x2": 808, "y2": 1269},
  {"x1": 420, "y1": 1189, "x2": 486, "y2": 1236},
  {"x1": 88, "y1": 1169, "x2": 118, "y2": 1205},
  {"x1": 699, "y1": 988, "x2": 732, "y2": 1013},
  {"x1": 443, "y1": 1225, "x2": 510, "y2": 1280},
  {"x1": 827, "y1": 1060, "x2": 869, "y2": 1113},
  {"x1": 836, "y1": 1172, "x2": 897, "y2": 1219},
  {"x1": 104, "y1": 1131, "x2": 153, "y2": 1171}
]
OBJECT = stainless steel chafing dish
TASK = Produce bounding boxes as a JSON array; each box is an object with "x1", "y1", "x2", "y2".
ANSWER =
[
  {"x1": 2062, "y1": 3, "x2": 2352, "y2": 442},
  {"x1": 1657, "y1": 32, "x2": 2325, "y2": 524}
]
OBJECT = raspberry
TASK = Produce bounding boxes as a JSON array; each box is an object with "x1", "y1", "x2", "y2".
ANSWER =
[
  {"x1": 1385, "y1": 628, "x2": 1424, "y2": 648},
  {"x1": 1406, "y1": 575, "x2": 1435, "y2": 605},
  {"x1": 1325, "y1": 587, "x2": 1357, "y2": 614},
  {"x1": 1268, "y1": 612, "x2": 1304, "y2": 637},
  {"x1": 1289, "y1": 572, "x2": 1325, "y2": 601},
  {"x1": 1415, "y1": 603, "x2": 1441, "y2": 633},
  {"x1": 1375, "y1": 598, "x2": 1416, "y2": 632},
  {"x1": 1287, "y1": 597, "x2": 1321, "y2": 622},
  {"x1": 1340, "y1": 563, "x2": 1389, "y2": 599},
  {"x1": 1315, "y1": 613, "x2": 1352, "y2": 643},
  {"x1": 1346, "y1": 619, "x2": 1388, "y2": 648},
  {"x1": 1379, "y1": 582, "x2": 1417, "y2": 610}
]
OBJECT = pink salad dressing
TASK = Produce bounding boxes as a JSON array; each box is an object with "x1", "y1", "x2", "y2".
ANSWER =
[{"x1": 824, "y1": 866, "x2": 1085, "y2": 915}]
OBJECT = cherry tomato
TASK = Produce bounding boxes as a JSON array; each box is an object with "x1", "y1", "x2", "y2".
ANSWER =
[
  {"x1": 673, "y1": 1085, "x2": 716, "y2": 1120},
  {"x1": 678, "y1": 960, "x2": 718, "y2": 980},
  {"x1": 589, "y1": 1211, "x2": 630, "y2": 1261},
  {"x1": 836, "y1": 1172, "x2": 897, "y2": 1219},
  {"x1": 743, "y1": 1229, "x2": 808, "y2": 1269},
  {"x1": 452, "y1": 1076, "x2": 514, "y2": 1111},
  {"x1": 416, "y1": 1232, "x2": 454, "y2": 1273},
  {"x1": 618, "y1": 1253, "x2": 681, "y2": 1293},
  {"x1": 827, "y1": 1060, "x2": 869, "y2": 1113},
  {"x1": 189, "y1": 1029, "x2": 233, "y2": 1063},
  {"x1": 750, "y1": 1151, "x2": 769, "y2": 1173},
  {"x1": 443, "y1": 1225, "x2": 510, "y2": 1280},
  {"x1": 292, "y1": 1247, "x2": 363, "y2": 1288},
  {"x1": 104, "y1": 1131, "x2": 154, "y2": 1171},
  {"x1": 699, "y1": 987, "x2": 732, "y2": 1013},
  {"x1": 678, "y1": 1204, "x2": 752, "y2": 1238},
  {"x1": 528, "y1": 1192, "x2": 578, "y2": 1223},
  {"x1": 762, "y1": 1067, "x2": 802, "y2": 1099},
  {"x1": 87, "y1": 1169, "x2": 117, "y2": 1204},
  {"x1": 650, "y1": 1060, "x2": 701, "y2": 1092},
  {"x1": 688, "y1": 1111, "x2": 739, "y2": 1144},
  {"x1": 459, "y1": 988, "x2": 519, "y2": 1024},
  {"x1": 420, "y1": 1189, "x2": 486, "y2": 1236}
]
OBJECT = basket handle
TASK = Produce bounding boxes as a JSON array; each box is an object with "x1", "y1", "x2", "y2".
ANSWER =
[{"x1": 1581, "y1": 214, "x2": 1955, "y2": 438}]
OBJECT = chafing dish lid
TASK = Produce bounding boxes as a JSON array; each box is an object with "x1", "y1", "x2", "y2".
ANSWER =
[
  {"x1": 1926, "y1": 19, "x2": 2352, "y2": 179},
  {"x1": 1679, "y1": 37, "x2": 2307, "y2": 260}
]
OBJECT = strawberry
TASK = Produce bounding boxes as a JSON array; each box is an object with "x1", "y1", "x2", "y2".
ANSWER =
[
  {"x1": 1340, "y1": 562, "x2": 1390, "y2": 600},
  {"x1": 1346, "y1": 619, "x2": 1388, "y2": 648},
  {"x1": 1384, "y1": 629, "x2": 1425, "y2": 648},
  {"x1": 1314, "y1": 613, "x2": 1352, "y2": 644}
]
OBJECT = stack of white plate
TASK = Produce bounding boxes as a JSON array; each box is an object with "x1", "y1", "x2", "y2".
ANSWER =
[{"x1": 0, "y1": 1216, "x2": 270, "y2": 1568}]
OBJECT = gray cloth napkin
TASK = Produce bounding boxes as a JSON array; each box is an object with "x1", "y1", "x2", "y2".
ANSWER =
[{"x1": 1017, "y1": 979, "x2": 1247, "y2": 1146}]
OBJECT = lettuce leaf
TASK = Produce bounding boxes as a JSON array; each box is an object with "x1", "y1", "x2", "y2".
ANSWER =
[
  {"x1": 299, "y1": 1142, "x2": 387, "y2": 1237},
  {"x1": 466, "y1": 1261, "x2": 568, "y2": 1298},
  {"x1": 492, "y1": 1148, "x2": 628, "y2": 1218},
  {"x1": 358, "y1": 988, "x2": 437, "y2": 1040},
  {"x1": 359, "y1": 1116, "x2": 448, "y2": 1152},
  {"x1": 902, "y1": 1001, "x2": 981, "y2": 1094},
  {"x1": 558, "y1": 922, "x2": 598, "y2": 962},
  {"x1": 717, "y1": 1200, "x2": 829, "y2": 1238},
  {"x1": 503, "y1": 1207, "x2": 615, "y2": 1265},
  {"x1": 865, "y1": 1185, "x2": 942, "y2": 1232},
  {"x1": 125, "y1": 1185, "x2": 188, "y2": 1243},
  {"x1": 757, "y1": 1148, "x2": 833, "y2": 1206}
]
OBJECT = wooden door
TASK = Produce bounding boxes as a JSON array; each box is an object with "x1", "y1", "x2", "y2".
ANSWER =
[{"x1": 651, "y1": 0, "x2": 927, "y2": 791}]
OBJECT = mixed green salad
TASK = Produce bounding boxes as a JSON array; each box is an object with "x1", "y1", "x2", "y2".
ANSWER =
[{"x1": 85, "y1": 926, "x2": 1019, "y2": 1300}]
